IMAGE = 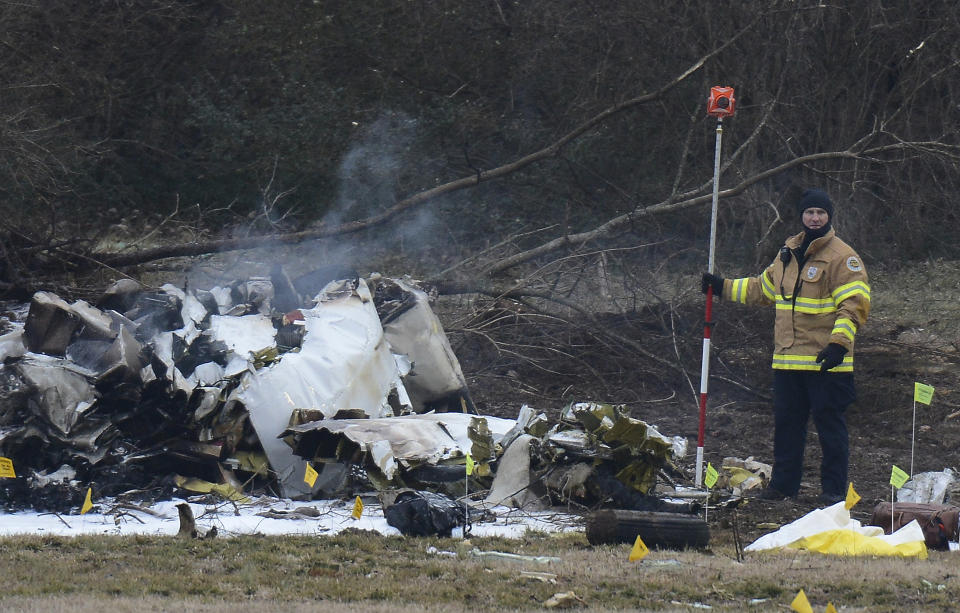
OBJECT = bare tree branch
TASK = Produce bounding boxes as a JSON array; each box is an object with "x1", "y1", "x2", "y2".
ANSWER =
[
  {"x1": 432, "y1": 279, "x2": 769, "y2": 399},
  {"x1": 483, "y1": 136, "x2": 960, "y2": 275},
  {"x1": 85, "y1": 19, "x2": 759, "y2": 269}
]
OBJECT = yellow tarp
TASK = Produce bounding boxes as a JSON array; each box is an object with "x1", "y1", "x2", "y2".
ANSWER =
[
  {"x1": 787, "y1": 528, "x2": 928, "y2": 559},
  {"x1": 745, "y1": 501, "x2": 928, "y2": 558},
  {"x1": 174, "y1": 475, "x2": 250, "y2": 503}
]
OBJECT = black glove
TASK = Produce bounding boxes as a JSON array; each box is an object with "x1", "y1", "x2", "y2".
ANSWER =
[
  {"x1": 816, "y1": 343, "x2": 848, "y2": 372},
  {"x1": 701, "y1": 273, "x2": 724, "y2": 297}
]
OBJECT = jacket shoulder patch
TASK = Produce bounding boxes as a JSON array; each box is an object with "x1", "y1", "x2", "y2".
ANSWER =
[{"x1": 846, "y1": 256, "x2": 863, "y2": 272}]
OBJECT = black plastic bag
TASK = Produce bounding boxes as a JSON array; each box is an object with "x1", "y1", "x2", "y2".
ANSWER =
[{"x1": 384, "y1": 490, "x2": 468, "y2": 537}]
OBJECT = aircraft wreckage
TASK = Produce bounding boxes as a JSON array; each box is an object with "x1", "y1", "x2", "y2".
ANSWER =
[{"x1": 0, "y1": 271, "x2": 707, "y2": 536}]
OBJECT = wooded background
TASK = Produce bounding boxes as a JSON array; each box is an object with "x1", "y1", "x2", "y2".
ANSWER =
[{"x1": 2, "y1": 1, "x2": 959, "y2": 294}]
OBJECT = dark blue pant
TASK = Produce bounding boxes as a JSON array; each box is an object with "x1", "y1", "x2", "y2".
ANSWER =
[{"x1": 770, "y1": 370, "x2": 857, "y2": 497}]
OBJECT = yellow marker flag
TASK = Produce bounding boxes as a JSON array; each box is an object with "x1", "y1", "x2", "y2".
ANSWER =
[
  {"x1": 790, "y1": 589, "x2": 813, "y2": 613},
  {"x1": 825, "y1": 603, "x2": 838, "y2": 613},
  {"x1": 914, "y1": 382, "x2": 934, "y2": 405},
  {"x1": 704, "y1": 462, "x2": 718, "y2": 488},
  {"x1": 465, "y1": 453, "x2": 475, "y2": 476},
  {"x1": 81, "y1": 487, "x2": 93, "y2": 515},
  {"x1": 628, "y1": 535, "x2": 649, "y2": 562},
  {"x1": 890, "y1": 465, "x2": 910, "y2": 489},
  {"x1": 351, "y1": 496, "x2": 364, "y2": 520},
  {"x1": 845, "y1": 482, "x2": 861, "y2": 510},
  {"x1": 304, "y1": 463, "x2": 318, "y2": 487},
  {"x1": 0, "y1": 457, "x2": 15, "y2": 478}
]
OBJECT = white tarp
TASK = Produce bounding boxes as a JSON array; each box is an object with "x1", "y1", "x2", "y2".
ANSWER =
[{"x1": 745, "y1": 501, "x2": 926, "y2": 552}]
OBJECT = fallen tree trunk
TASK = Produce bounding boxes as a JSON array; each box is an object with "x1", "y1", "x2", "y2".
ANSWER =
[{"x1": 585, "y1": 509, "x2": 710, "y2": 549}]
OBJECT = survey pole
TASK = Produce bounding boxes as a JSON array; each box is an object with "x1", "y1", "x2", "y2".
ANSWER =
[{"x1": 696, "y1": 86, "x2": 736, "y2": 487}]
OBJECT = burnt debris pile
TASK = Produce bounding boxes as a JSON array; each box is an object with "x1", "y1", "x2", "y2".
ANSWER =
[
  {"x1": 0, "y1": 272, "x2": 702, "y2": 527},
  {"x1": 0, "y1": 273, "x2": 473, "y2": 510}
]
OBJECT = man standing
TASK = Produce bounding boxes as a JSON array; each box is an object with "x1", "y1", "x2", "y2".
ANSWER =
[{"x1": 701, "y1": 188, "x2": 871, "y2": 503}]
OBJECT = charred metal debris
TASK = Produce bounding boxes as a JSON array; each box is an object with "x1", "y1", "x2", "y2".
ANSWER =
[{"x1": 0, "y1": 272, "x2": 697, "y2": 521}]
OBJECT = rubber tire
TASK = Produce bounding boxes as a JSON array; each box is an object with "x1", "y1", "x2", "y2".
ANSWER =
[{"x1": 585, "y1": 509, "x2": 710, "y2": 550}]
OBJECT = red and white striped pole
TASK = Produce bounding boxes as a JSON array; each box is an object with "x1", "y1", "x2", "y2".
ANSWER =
[{"x1": 696, "y1": 87, "x2": 735, "y2": 487}]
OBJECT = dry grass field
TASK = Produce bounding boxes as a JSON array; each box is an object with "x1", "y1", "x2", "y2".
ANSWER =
[{"x1": 1, "y1": 529, "x2": 959, "y2": 612}]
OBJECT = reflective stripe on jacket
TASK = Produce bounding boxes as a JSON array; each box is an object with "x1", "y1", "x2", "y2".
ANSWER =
[{"x1": 722, "y1": 228, "x2": 870, "y2": 372}]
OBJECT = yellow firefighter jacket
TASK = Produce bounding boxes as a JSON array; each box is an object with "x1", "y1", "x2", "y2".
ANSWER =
[{"x1": 721, "y1": 228, "x2": 870, "y2": 372}]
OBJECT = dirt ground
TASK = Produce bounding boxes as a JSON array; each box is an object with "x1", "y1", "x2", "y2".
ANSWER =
[{"x1": 452, "y1": 259, "x2": 960, "y2": 544}]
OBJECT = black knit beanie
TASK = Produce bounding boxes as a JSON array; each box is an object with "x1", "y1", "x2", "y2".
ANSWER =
[{"x1": 797, "y1": 188, "x2": 834, "y2": 220}]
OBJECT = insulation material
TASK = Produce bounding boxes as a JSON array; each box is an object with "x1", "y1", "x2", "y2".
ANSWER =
[
  {"x1": 234, "y1": 278, "x2": 410, "y2": 497},
  {"x1": 14, "y1": 354, "x2": 98, "y2": 436},
  {"x1": 375, "y1": 276, "x2": 473, "y2": 413},
  {"x1": 284, "y1": 413, "x2": 514, "y2": 470},
  {"x1": 485, "y1": 434, "x2": 541, "y2": 509},
  {"x1": 0, "y1": 328, "x2": 26, "y2": 362}
]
